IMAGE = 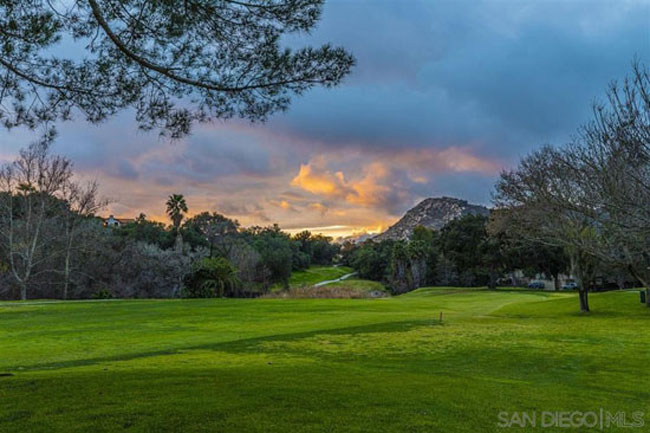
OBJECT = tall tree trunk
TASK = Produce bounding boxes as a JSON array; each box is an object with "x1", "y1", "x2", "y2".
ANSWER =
[
  {"x1": 175, "y1": 232, "x2": 183, "y2": 253},
  {"x1": 20, "y1": 282, "x2": 27, "y2": 301},
  {"x1": 63, "y1": 252, "x2": 70, "y2": 300},
  {"x1": 553, "y1": 273, "x2": 560, "y2": 291},
  {"x1": 488, "y1": 267, "x2": 497, "y2": 290},
  {"x1": 627, "y1": 268, "x2": 650, "y2": 308},
  {"x1": 63, "y1": 221, "x2": 75, "y2": 300},
  {"x1": 570, "y1": 253, "x2": 589, "y2": 312},
  {"x1": 578, "y1": 288, "x2": 590, "y2": 313}
]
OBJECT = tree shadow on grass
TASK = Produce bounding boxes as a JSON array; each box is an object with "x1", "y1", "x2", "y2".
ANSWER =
[{"x1": 8, "y1": 319, "x2": 443, "y2": 372}]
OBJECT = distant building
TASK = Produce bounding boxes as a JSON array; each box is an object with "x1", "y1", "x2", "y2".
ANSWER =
[
  {"x1": 104, "y1": 215, "x2": 136, "y2": 228},
  {"x1": 503, "y1": 270, "x2": 572, "y2": 291},
  {"x1": 502, "y1": 269, "x2": 637, "y2": 291}
]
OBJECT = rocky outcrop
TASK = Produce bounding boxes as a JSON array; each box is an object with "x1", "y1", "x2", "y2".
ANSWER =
[{"x1": 374, "y1": 197, "x2": 489, "y2": 241}]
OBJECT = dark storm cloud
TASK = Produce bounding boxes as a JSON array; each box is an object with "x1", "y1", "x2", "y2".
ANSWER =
[
  {"x1": 275, "y1": 0, "x2": 649, "y2": 158},
  {"x1": 1, "y1": 0, "x2": 647, "y2": 233},
  {"x1": 2, "y1": 113, "x2": 278, "y2": 184}
]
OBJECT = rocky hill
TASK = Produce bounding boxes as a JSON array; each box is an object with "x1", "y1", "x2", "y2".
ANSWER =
[{"x1": 374, "y1": 197, "x2": 490, "y2": 241}]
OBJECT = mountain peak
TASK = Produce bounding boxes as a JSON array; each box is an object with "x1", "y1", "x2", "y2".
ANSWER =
[{"x1": 374, "y1": 197, "x2": 489, "y2": 241}]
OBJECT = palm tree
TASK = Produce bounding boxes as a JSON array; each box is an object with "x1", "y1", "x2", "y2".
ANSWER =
[{"x1": 166, "y1": 194, "x2": 188, "y2": 252}]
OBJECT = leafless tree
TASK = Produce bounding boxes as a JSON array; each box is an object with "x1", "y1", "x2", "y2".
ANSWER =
[
  {"x1": 494, "y1": 62, "x2": 650, "y2": 311},
  {"x1": 0, "y1": 142, "x2": 72, "y2": 300},
  {"x1": 58, "y1": 180, "x2": 108, "y2": 299},
  {"x1": 563, "y1": 62, "x2": 650, "y2": 304},
  {"x1": 493, "y1": 146, "x2": 601, "y2": 312}
]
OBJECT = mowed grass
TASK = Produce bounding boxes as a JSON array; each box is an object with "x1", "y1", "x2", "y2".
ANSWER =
[
  {"x1": 1, "y1": 289, "x2": 649, "y2": 432},
  {"x1": 273, "y1": 265, "x2": 354, "y2": 290}
]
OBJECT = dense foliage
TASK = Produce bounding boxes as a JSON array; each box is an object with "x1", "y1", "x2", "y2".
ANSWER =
[
  {"x1": 0, "y1": 144, "x2": 340, "y2": 300},
  {"x1": 342, "y1": 215, "x2": 568, "y2": 294},
  {"x1": 0, "y1": 0, "x2": 354, "y2": 138},
  {"x1": 183, "y1": 257, "x2": 241, "y2": 298}
]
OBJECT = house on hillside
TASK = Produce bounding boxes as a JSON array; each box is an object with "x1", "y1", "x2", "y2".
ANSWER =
[{"x1": 104, "y1": 215, "x2": 136, "y2": 228}]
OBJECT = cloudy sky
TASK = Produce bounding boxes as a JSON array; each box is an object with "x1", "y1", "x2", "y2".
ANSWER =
[{"x1": 1, "y1": 0, "x2": 649, "y2": 237}]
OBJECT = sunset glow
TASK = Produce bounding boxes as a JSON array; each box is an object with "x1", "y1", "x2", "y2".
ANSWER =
[{"x1": 1, "y1": 0, "x2": 645, "y2": 238}]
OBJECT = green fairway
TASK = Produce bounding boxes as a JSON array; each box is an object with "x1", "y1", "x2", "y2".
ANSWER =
[
  {"x1": 273, "y1": 265, "x2": 354, "y2": 290},
  {"x1": 1, "y1": 289, "x2": 649, "y2": 432}
]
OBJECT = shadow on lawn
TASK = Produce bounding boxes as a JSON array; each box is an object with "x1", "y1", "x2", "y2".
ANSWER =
[{"x1": 8, "y1": 319, "x2": 443, "y2": 373}]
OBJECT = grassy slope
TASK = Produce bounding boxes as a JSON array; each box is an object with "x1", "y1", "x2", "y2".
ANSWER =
[
  {"x1": 1, "y1": 289, "x2": 649, "y2": 432},
  {"x1": 323, "y1": 278, "x2": 388, "y2": 292},
  {"x1": 277, "y1": 265, "x2": 354, "y2": 289}
]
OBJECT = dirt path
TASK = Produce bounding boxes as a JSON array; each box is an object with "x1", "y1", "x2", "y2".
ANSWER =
[{"x1": 313, "y1": 272, "x2": 358, "y2": 287}]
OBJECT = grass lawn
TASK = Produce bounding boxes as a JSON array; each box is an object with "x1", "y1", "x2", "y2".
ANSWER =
[
  {"x1": 272, "y1": 265, "x2": 354, "y2": 290},
  {"x1": 1, "y1": 288, "x2": 649, "y2": 432}
]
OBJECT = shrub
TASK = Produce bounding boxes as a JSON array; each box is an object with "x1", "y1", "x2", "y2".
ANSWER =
[
  {"x1": 91, "y1": 289, "x2": 113, "y2": 299},
  {"x1": 183, "y1": 257, "x2": 241, "y2": 298},
  {"x1": 262, "y1": 285, "x2": 381, "y2": 299}
]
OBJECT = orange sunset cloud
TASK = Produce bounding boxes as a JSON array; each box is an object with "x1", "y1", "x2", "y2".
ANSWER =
[{"x1": 291, "y1": 159, "x2": 391, "y2": 207}]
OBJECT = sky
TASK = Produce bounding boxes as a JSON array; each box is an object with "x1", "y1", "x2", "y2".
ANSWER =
[{"x1": 1, "y1": 0, "x2": 649, "y2": 238}]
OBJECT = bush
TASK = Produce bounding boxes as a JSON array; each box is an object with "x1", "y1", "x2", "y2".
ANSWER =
[
  {"x1": 292, "y1": 251, "x2": 311, "y2": 271},
  {"x1": 91, "y1": 289, "x2": 114, "y2": 299},
  {"x1": 262, "y1": 285, "x2": 382, "y2": 299},
  {"x1": 183, "y1": 257, "x2": 241, "y2": 298},
  {"x1": 100, "y1": 241, "x2": 198, "y2": 298}
]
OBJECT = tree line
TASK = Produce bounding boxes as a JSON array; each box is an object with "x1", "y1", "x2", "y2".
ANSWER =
[
  {"x1": 0, "y1": 146, "x2": 338, "y2": 300},
  {"x1": 340, "y1": 215, "x2": 568, "y2": 294}
]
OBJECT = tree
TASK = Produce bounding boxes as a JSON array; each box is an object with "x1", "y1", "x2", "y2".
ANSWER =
[
  {"x1": 0, "y1": 142, "x2": 72, "y2": 300},
  {"x1": 293, "y1": 230, "x2": 314, "y2": 259},
  {"x1": 410, "y1": 225, "x2": 438, "y2": 286},
  {"x1": 59, "y1": 180, "x2": 106, "y2": 299},
  {"x1": 183, "y1": 257, "x2": 241, "y2": 298},
  {"x1": 389, "y1": 240, "x2": 428, "y2": 294},
  {"x1": 0, "y1": 1, "x2": 354, "y2": 139},
  {"x1": 495, "y1": 62, "x2": 650, "y2": 311},
  {"x1": 349, "y1": 240, "x2": 394, "y2": 282},
  {"x1": 244, "y1": 225, "x2": 293, "y2": 287},
  {"x1": 479, "y1": 230, "x2": 506, "y2": 290},
  {"x1": 310, "y1": 234, "x2": 339, "y2": 265},
  {"x1": 564, "y1": 62, "x2": 650, "y2": 305},
  {"x1": 182, "y1": 212, "x2": 240, "y2": 258},
  {"x1": 227, "y1": 242, "x2": 270, "y2": 294},
  {"x1": 494, "y1": 146, "x2": 604, "y2": 312},
  {"x1": 435, "y1": 255, "x2": 459, "y2": 287},
  {"x1": 291, "y1": 230, "x2": 338, "y2": 266},
  {"x1": 438, "y1": 214, "x2": 491, "y2": 287},
  {"x1": 488, "y1": 211, "x2": 568, "y2": 290},
  {"x1": 116, "y1": 213, "x2": 173, "y2": 249},
  {"x1": 353, "y1": 247, "x2": 384, "y2": 281},
  {"x1": 166, "y1": 194, "x2": 188, "y2": 252}
]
